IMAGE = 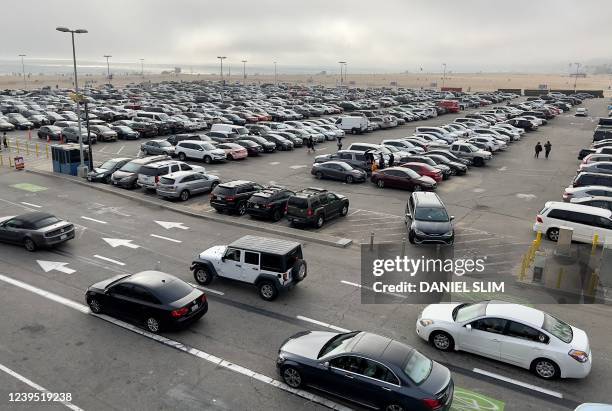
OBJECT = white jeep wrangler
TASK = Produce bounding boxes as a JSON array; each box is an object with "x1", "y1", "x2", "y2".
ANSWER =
[{"x1": 190, "y1": 235, "x2": 307, "y2": 301}]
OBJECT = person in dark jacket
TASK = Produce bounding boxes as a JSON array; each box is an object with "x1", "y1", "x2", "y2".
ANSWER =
[
  {"x1": 336, "y1": 136, "x2": 343, "y2": 151},
  {"x1": 535, "y1": 142, "x2": 543, "y2": 158},
  {"x1": 544, "y1": 141, "x2": 552, "y2": 159},
  {"x1": 388, "y1": 153, "x2": 395, "y2": 167},
  {"x1": 378, "y1": 153, "x2": 385, "y2": 169}
]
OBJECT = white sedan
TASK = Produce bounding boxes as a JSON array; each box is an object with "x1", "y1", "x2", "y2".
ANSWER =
[{"x1": 416, "y1": 301, "x2": 592, "y2": 379}]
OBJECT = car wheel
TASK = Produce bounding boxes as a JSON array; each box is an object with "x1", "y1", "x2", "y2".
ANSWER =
[
  {"x1": 178, "y1": 152, "x2": 186, "y2": 161},
  {"x1": 315, "y1": 214, "x2": 325, "y2": 228},
  {"x1": 193, "y1": 265, "x2": 213, "y2": 285},
  {"x1": 24, "y1": 238, "x2": 37, "y2": 252},
  {"x1": 88, "y1": 298, "x2": 103, "y2": 314},
  {"x1": 430, "y1": 331, "x2": 454, "y2": 351},
  {"x1": 258, "y1": 281, "x2": 278, "y2": 301},
  {"x1": 130, "y1": 180, "x2": 138, "y2": 190},
  {"x1": 104, "y1": 175, "x2": 112, "y2": 184},
  {"x1": 546, "y1": 228, "x2": 560, "y2": 242},
  {"x1": 385, "y1": 404, "x2": 405, "y2": 411},
  {"x1": 272, "y1": 209, "x2": 283, "y2": 222},
  {"x1": 282, "y1": 366, "x2": 303, "y2": 388},
  {"x1": 162, "y1": 151, "x2": 169, "y2": 156},
  {"x1": 377, "y1": 179, "x2": 385, "y2": 188},
  {"x1": 237, "y1": 201, "x2": 247, "y2": 216},
  {"x1": 408, "y1": 231, "x2": 415, "y2": 244},
  {"x1": 340, "y1": 204, "x2": 348, "y2": 216},
  {"x1": 345, "y1": 175, "x2": 353, "y2": 184},
  {"x1": 204, "y1": 155, "x2": 212, "y2": 164},
  {"x1": 532, "y1": 358, "x2": 560, "y2": 380},
  {"x1": 474, "y1": 157, "x2": 484, "y2": 166},
  {"x1": 413, "y1": 184, "x2": 422, "y2": 192},
  {"x1": 143, "y1": 149, "x2": 149, "y2": 156},
  {"x1": 315, "y1": 171, "x2": 323, "y2": 179},
  {"x1": 145, "y1": 317, "x2": 161, "y2": 333}
]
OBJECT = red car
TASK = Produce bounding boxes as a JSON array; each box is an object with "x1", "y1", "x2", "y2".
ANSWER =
[
  {"x1": 370, "y1": 167, "x2": 437, "y2": 191},
  {"x1": 216, "y1": 143, "x2": 248, "y2": 160},
  {"x1": 398, "y1": 162, "x2": 443, "y2": 182}
]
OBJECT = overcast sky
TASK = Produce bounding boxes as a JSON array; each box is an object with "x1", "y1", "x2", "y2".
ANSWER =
[{"x1": 3, "y1": 0, "x2": 611, "y2": 73}]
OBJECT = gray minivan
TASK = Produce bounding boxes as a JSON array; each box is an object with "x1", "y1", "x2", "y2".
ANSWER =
[{"x1": 406, "y1": 192, "x2": 454, "y2": 245}]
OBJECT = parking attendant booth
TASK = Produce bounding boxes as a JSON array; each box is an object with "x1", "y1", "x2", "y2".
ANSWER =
[{"x1": 51, "y1": 143, "x2": 89, "y2": 176}]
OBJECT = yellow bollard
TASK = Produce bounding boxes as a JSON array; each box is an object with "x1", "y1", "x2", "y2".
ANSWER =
[
  {"x1": 556, "y1": 268, "x2": 564, "y2": 289},
  {"x1": 535, "y1": 231, "x2": 542, "y2": 249},
  {"x1": 519, "y1": 254, "x2": 528, "y2": 281},
  {"x1": 45, "y1": 144, "x2": 49, "y2": 159},
  {"x1": 588, "y1": 272, "x2": 599, "y2": 296},
  {"x1": 35, "y1": 144, "x2": 39, "y2": 158},
  {"x1": 591, "y1": 233, "x2": 599, "y2": 255}
]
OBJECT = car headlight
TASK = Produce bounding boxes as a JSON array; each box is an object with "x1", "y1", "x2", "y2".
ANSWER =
[
  {"x1": 568, "y1": 349, "x2": 589, "y2": 363},
  {"x1": 414, "y1": 229, "x2": 426, "y2": 235},
  {"x1": 444, "y1": 230, "x2": 454, "y2": 236},
  {"x1": 277, "y1": 352, "x2": 287, "y2": 361},
  {"x1": 419, "y1": 319, "x2": 434, "y2": 327}
]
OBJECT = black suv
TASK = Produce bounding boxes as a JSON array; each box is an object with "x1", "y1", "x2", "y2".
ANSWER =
[
  {"x1": 246, "y1": 186, "x2": 295, "y2": 221},
  {"x1": 210, "y1": 180, "x2": 264, "y2": 215},
  {"x1": 286, "y1": 188, "x2": 349, "y2": 228}
]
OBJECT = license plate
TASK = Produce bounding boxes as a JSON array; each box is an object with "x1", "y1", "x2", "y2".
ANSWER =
[
  {"x1": 191, "y1": 304, "x2": 199, "y2": 312},
  {"x1": 112, "y1": 181, "x2": 117, "y2": 185},
  {"x1": 60, "y1": 234, "x2": 67, "y2": 240}
]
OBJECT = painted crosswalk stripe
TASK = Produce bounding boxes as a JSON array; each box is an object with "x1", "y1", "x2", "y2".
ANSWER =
[
  {"x1": 81, "y1": 216, "x2": 108, "y2": 224},
  {"x1": 150, "y1": 234, "x2": 182, "y2": 243},
  {"x1": 20, "y1": 201, "x2": 41, "y2": 208},
  {"x1": 94, "y1": 255, "x2": 126, "y2": 266},
  {"x1": 473, "y1": 368, "x2": 563, "y2": 398}
]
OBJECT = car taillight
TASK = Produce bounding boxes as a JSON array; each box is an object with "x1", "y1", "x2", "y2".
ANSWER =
[
  {"x1": 155, "y1": 176, "x2": 159, "y2": 184},
  {"x1": 569, "y1": 349, "x2": 589, "y2": 363},
  {"x1": 284, "y1": 204, "x2": 288, "y2": 213},
  {"x1": 171, "y1": 307, "x2": 189, "y2": 318},
  {"x1": 283, "y1": 272, "x2": 288, "y2": 281},
  {"x1": 563, "y1": 192, "x2": 571, "y2": 200},
  {"x1": 200, "y1": 294, "x2": 207, "y2": 303},
  {"x1": 266, "y1": 203, "x2": 273, "y2": 208},
  {"x1": 306, "y1": 208, "x2": 313, "y2": 217},
  {"x1": 225, "y1": 196, "x2": 235, "y2": 202},
  {"x1": 536, "y1": 215, "x2": 543, "y2": 223},
  {"x1": 422, "y1": 398, "x2": 442, "y2": 410}
]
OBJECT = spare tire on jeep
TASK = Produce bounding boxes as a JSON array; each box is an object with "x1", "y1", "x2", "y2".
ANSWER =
[{"x1": 291, "y1": 259, "x2": 307, "y2": 282}]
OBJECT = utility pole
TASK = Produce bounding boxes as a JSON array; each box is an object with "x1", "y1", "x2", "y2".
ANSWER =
[
  {"x1": 217, "y1": 56, "x2": 226, "y2": 103},
  {"x1": 273, "y1": 61, "x2": 278, "y2": 85},
  {"x1": 18, "y1": 54, "x2": 26, "y2": 90},
  {"x1": 573, "y1": 62, "x2": 581, "y2": 93},
  {"x1": 103, "y1": 55, "x2": 112, "y2": 80},
  {"x1": 338, "y1": 61, "x2": 346, "y2": 85},
  {"x1": 241, "y1": 60, "x2": 247, "y2": 84},
  {"x1": 140, "y1": 58, "x2": 144, "y2": 77},
  {"x1": 442, "y1": 63, "x2": 447, "y2": 89}
]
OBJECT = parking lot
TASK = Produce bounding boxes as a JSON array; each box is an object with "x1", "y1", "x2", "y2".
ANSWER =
[{"x1": 1, "y1": 86, "x2": 611, "y2": 411}]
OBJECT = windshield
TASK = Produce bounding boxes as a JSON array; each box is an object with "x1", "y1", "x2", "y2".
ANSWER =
[
  {"x1": 33, "y1": 216, "x2": 61, "y2": 229},
  {"x1": 156, "y1": 280, "x2": 193, "y2": 303},
  {"x1": 403, "y1": 350, "x2": 432, "y2": 384},
  {"x1": 158, "y1": 141, "x2": 172, "y2": 147},
  {"x1": 120, "y1": 162, "x2": 142, "y2": 173},
  {"x1": 100, "y1": 160, "x2": 119, "y2": 170},
  {"x1": 318, "y1": 331, "x2": 360, "y2": 358},
  {"x1": 453, "y1": 302, "x2": 488, "y2": 322},
  {"x1": 466, "y1": 143, "x2": 480, "y2": 152},
  {"x1": 542, "y1": 313, "x2": 573, "y2": 343},
  {"x1": 414, "y1": 207, "x2": 449, "y2": 222}
]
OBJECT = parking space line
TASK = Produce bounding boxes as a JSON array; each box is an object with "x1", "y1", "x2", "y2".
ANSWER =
[
  {"x1": 20, "y1": 201, "x2": 42, "y2": 208},
  {"x1": 347, "y1": 209, "x2": 360, "y2": 217},
  {"x1": 340, "y1": 280, "x2": 361, "y2": 288},
  {"x1": 93, "y1": 255, "x2": 126, "y2": 266},
  {"x1": 116, "y1": 145, "x2": 125, "y2": 154},
  {"x1": 150, "y1": 234, "x2": 182, "y2": 243},
  {"x1": 296, "y1": 315, "x2": 350, "y2": 333},
  {"x1": 472, "y1": 368, "x2": 563, "y2": 399},
  {"x1": 0, "y1": 363, "x2": 84, "y2": 411},
  {"x1": 189, "y1": 283, "x2": 225, "y2": 296},
  {"x1": 81, "y1": 216, "x2": 108, "y2": 224},
  {"x1": 0, "y1": 274, "x2": 349, "y2": 411}
]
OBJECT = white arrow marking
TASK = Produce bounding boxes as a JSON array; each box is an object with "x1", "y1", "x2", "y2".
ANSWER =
[
  {"x1": 154, "y1": 221, "x2": 189, "y2": 230},
  {"x1": 37, "y1": 260, "x2": 76, "y2": 275},
  {"x1": 102, "y1": 238, "x2": 140, "y2": 248}
]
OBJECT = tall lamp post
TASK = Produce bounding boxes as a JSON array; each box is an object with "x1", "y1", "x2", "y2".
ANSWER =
[
  {"x1": 140, "y1": 58, "x2": 144, "y2": 77},
  {"x1": 273, "y1": 61, "x2": 277, "y2": 85},
  {"x1": 217, "y1": 56, "x2": 226, "y2": 103},
  {"x1": 241, "y1": 59, "x2": 247, "y2": 84},
  {"x1": 338, "y1": 61, "x2": 346, "y2": 85},
  {"x1": 442, "y1": 63, "x2": 447, "y2": 89},
  {"x1": 103, "y1": 55, "x2": 112, "y2": 81},
  {"x1": 18, "y1": 54, "x2": 26, "y2": 90},
  {"x1": 573, "y1": 62, "x2": 581, "y2": 93},
  {"x1": 56, "y1": 26, "x2": 88, "y2": 177}
]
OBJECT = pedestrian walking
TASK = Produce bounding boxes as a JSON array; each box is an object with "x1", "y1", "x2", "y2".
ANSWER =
[
  {"x1": 309, "y1": 136, "x2": 316, "y2": 153},
  {"x1": 544, "y1": 141, "x2": 552, "y2": 159},
  {"x1": 378, "y1": 153, "x2": 385, "y2": 169},
  {"x1": 336, "y1": 135, "x2": 343, "y2": 151},
  {"x1": 305, "y1": 137, "x2": 312, "y2": 154},
  {"x1": 388, "y1": 153, "x2": 395, "y2": 168},
  {"x1": 534, "y1": 142, "x2": 543, "y2": 158}
]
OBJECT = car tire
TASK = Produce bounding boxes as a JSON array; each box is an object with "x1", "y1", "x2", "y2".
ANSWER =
[
  {"x1": 345, "y1": 175, "x2": 353, "y2": 184},
  {"x1": 281, "y1": 366, "x2": 303, "y2": 388},
  {"x1": 413, "y1": 185, "x2": 422, "y2": 192},
  {"x1": 377, "y1": 179, "x2": 385, "y2": 188},
  {"x1": 104, "y1": 175, "x2": 112, "y2": 184},
  {"x1": 24, "y1": 237, "x2": 37, "y2": 252},
  {"x1": 408, "y1": 231, "x2": 415, "y2": 244},
  {"x1": 546, "y1": 228, "x2": 560, "y2": 242},
  {"x1": 385, "y1": 404, "x2": 405, "y2": 411},
  {"x1": 272, "y1": 209, "x2": 283, "y2": 222},
  {"x1": 178, "y1": 152, "x2": 186, "y2": 161},
  {"x1": 237, "y1": 201, "x2": 247, "y2": 216},
  {"x1": 430, "y1": 331, "x2": 454, "y2": 351},
  {"x1": 193, "y1": 265, "x2": 214, "y2": 285},
  {"x1": 315, "y1": 214, "x2": 325, "y2": 228},
  {"x1": 210, "y1": 181, "x2": 219, "y2": 191},
  {"x1": 180, "y1": 190, "x2": 190, "y2": 201},
  {"x1": 315, "y1": 171, "x2": 323, "y2": 179},
  {"x1": 258, "y1": 281, "x2": 278, "y2": 301},
  {"x1": 531, "y1": 358, "x2": 560, "y2": 380},
  {"x1": 291, "y1": 259, "x2": 307, "y2": 282},
  {"x1": 145, "y1": 317, "x2": 161, "y2": 333},
  {"x1": 340, "y1": 204, "x2": 348, "y2": 216},
  {"x1": 474, "y1": 157, "x2": 484, "y2": 166},
  {"x1": 204, "y1": 155, "x2": 212, "y2": 164},
  {"x1": 88, "y1": 298, "x2": 103, "y2": 314}
]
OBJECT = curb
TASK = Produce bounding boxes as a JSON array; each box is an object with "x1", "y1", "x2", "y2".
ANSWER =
[{"x1": 25, "y1": 168, "x2": 353, "y2": 249}]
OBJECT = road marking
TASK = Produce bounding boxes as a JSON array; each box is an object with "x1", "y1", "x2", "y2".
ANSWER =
[
  {"x1": 269, "y1": 161, "x2": 280, "y2": 165},
  {"x1": 340, "y1": 280, "x2": 361, "y2": 288},
  {"x1": 150, "y1": 234, "x2": 182, "y2": 243},
  {"x1": 297, "y1": 315, "x2": 350, "y2": 333},
  {"x1": 0, "y1": 363, "x2": 84, "y2": 411},
  {"x1": 473, "y1": 188, "x2": 486, "y2": 193},
  {"x1": 98, "y1": 146, "x2": 108, "y2": 153},
  {"x1": 81, "y1": 216, "x2": 108, "y2": 224},
  {"x1": 20, "y1": 201, "x2": 41, "y2": 208},
  {"x1": 516, "y1": 193, "x2": 537, "y2": 200},
  {"x1": 36, "y1": 260, "x2": 76, "y2": 275},
  {"x1": 116, "y1": 145, "x2": 125, "y2": 154},
  {"x1": 154, "y1": 220, "x2": 189, "y2": 230},
  {"x1": 348, "y1": 209, "x2": 361, "y2": 217},
  {"x1": 472, "y1": 368, "x2": 563, "y2": 398},
  {"x1": 0, "y1": 274, "x2": 350, "y2": 411},
  {"x1": 497, "y1": 166, "x2": 508, "y2": 171},
  {"x1": 93, "y1": 255, "x2": 126, "y2": 266},
  {"x1": 189, "y1": 283, "x2": 225, "y2": 295},
  {"x1": 289, "y1": 165, "x2": 307, "y2": 169},
  {"x1": 103, "y1": 237, "x2": 140, "y2": 249},
  {"x1": 452, "y1": 387, "x2": 505, "y2": 411},
  {"x1": 11, "y1": 183, "x2": 47, "y2": 192}
]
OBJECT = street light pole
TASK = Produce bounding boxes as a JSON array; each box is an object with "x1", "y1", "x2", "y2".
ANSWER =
[
  {"x1": 241, "y1": 60, "x2": 247, "y2": 84},
  {"x1": 273, "y1": 61, "x2": 277, "y2": 85},
  {"x1": 442, "y1": 63, "x2": 447, "y2": 89},
  {"x1": 56, "y1": 26, "x2": 88, "y2": 176},
  {"x1": 18, "y1": 54, "x2": 26, "y2": 90},
  {"x1": 140, "y1": 58, "x2": 144, "y2": 77},
  {"x1": 103, "y1": 55, "x2": 112, "y2": 81},
  {"x1": 573, "y1": 62, "x2": 581, "y2": 93},
  {"x1": 217, "y1": 56, "x2": 226, "y2": 103},
  {"x1": 338, "y1": 61, "x2": 346, "y2": 85}
]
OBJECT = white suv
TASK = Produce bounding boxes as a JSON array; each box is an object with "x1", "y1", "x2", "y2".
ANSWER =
[
  {"x1": 534, "y1": 201, "x2": 612, "y2": 243},
  {"x1": 175, "y1": 140, "x2": 226, "y2": 164},
  {"x1": 137, "y1": 160, "x2": 205, "y2": 190},
  {"x1": 190, "y1": 235, "x2": 307, "y2": 301}
]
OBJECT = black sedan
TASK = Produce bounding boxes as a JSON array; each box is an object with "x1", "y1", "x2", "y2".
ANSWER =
[
  {"x1": 277, "y1": 331, "x2": 453, "y2": 411},
  {"x1": 87, "y1": 157, "x2": 131, "y2": 183},
  {"x1": 37, "y1": 125, "x2": 63, "y2": 141},
  {"x1": 241, "y1": 136, "x2": 276, "y2": 152},
  {"x1": 85, "y1": 270, "x2": 208, "y2": 333},
  {"x1": 0, "y1": 212, "x2": 74, "y2": 251},
  {"x1": 235, "y1": 139, "x2": 264, "y2": 156},
  {"x1": 311, "y1": 161, "x2": 367, "y2": 184},
  {"x1": 423, "y1": 154, "x2": 468, "y2": 176},
  {"x1": 112, "y1": 125, "x2": 140, "y2": 140}
]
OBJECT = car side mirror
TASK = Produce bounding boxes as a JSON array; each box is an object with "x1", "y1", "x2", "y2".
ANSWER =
[
  {"x1": 221, "y1": 256, "x2": 226, "y2": 262},
  {"x1": 466, "y1": 324, "x2": 472, "y2": 331},
  {"x1": 450, "y1": 216, "x2": 455, "y2": 221},
  {"x1": 406, "y1": 212, "x2": 412, "y2": 219},
  {"x1": 322, "y1": 361, "x2": 330, "y2": 369}
]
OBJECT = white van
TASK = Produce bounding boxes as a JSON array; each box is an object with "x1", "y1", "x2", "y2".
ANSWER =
[
  {"x1": 533, "y1": 201, "x2": 612, "y2": 243},
  {"x1": 210, "y1": 123, "x2": 249, "y2": 136},
  {"x1": 335, "y1": 116, "x2": 368, "y2": 134}
]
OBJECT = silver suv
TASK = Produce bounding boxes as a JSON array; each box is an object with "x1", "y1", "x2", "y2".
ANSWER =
[
  {"x1": 156, "y1": 170, "x2": 220, "y2": 201},
  {"x1": 137, "y1": 160, "x2": 205, "y2": 190}
]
